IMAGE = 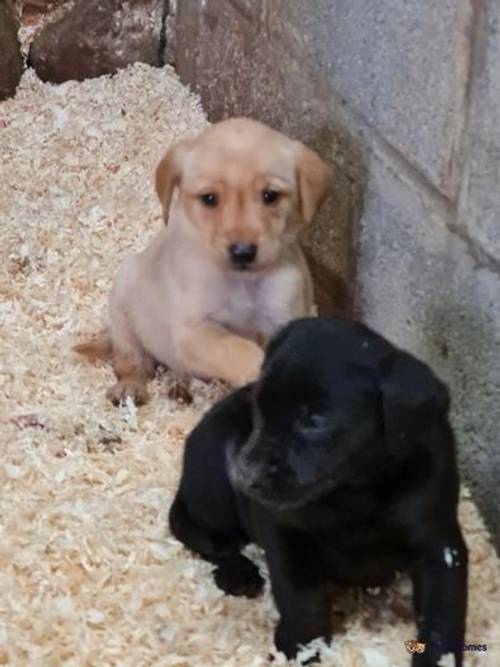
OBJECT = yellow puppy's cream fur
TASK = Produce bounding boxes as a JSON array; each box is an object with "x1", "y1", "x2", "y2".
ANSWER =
[{"x1": 75, "y1": 118, "x2": 332, "y2": 404}]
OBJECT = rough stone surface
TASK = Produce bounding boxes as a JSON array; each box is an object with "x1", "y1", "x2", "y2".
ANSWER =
[
  {"x1": 266, "y1": 0, "x2": 472, "y2": 198},
  {"x1": 356, "y1": 157, "x2": 500, "y2": 549},
  {"x1": 0, "y1": 0, "x2": 23, "y2": 100},
  {"x1": 21, "y1": 0, "x2": 72, "y2": 24},
  {"x1": 458, "y1": 0, "x2": 500, "y2": 263},
  {"x1": 176, "y1": 0, "x2": 362, "y2": 316},
  {"x1": 29, "y1": 0, "x2": 166, "y2": 83},
  {"x1": 22, "y1": 0, "x2": 69, "y2": 10}
]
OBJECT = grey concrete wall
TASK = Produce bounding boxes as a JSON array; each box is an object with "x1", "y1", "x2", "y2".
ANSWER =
[{"x1": 175, "y1": 0, "x2": 500, "y2": 548}]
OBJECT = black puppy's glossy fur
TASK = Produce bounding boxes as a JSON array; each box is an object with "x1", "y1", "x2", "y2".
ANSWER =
[{"x1": 169, "y1": 317, "x2": 468, "y2": 665}]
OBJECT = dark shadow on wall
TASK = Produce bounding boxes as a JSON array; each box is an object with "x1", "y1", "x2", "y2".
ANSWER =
[
  {"x1": 299, "y1": 121, "x2": 366, "y2": 317},
  {"x1": 421, "y1": 296, "x2": 500, "y2": 551},
  {"x1": 174, "y1": 0, "x2": 367, "y2": 317}
]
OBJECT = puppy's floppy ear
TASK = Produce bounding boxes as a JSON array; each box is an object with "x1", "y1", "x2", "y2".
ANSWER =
[
  {"x1": 294, "y1": 142, "x2": 333, "y2": 225},
  {"x1": 379, "y1": 351, "x2": 450, "y2": 441},
  {"x1": 155, "y1": 138, "x2": 193, "y2": 224}
]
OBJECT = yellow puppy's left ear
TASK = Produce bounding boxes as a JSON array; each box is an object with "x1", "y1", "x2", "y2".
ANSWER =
[
  {"x1": 295, "y1": 143, "x2": 333, "y2": 225},
  {"x1": 155, "y1": 138, "x2": 192, "y2": 224}
]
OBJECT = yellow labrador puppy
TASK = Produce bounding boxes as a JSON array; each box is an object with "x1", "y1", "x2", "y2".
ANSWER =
[{"x1": 75, "y1": 118, "x2": 332, "y2": 405}]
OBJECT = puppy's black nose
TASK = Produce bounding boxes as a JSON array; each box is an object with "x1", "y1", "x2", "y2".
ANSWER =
[{"x1": 228, "y1": 243, "x2": 257, "y2": 267}]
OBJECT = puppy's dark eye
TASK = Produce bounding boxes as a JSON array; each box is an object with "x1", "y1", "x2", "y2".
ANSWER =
[
  {"x1": 199, "y1": 192, "x2": 219, "y2": 207},
  {"x1": 295, "y1": 405, "x2": 329, "y2": 436},
  {"x1": 262, "y1": 189, "x2": 280, "y2": 205},
  {"x1": 301, "y1": 413, "x2": 327, "y2": 431}
]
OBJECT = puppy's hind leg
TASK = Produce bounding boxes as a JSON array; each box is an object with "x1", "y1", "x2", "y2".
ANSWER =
[
  {"x1": 107, "y1": 309, "x2": 155, "y2": 406},
  {"x1": 169, "y1": 492, "x2": 264, "y2": 598}
]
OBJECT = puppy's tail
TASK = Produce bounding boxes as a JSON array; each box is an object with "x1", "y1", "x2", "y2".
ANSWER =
[{"x1": 73, "y1": 332, "x2": 113, "y2": 362}]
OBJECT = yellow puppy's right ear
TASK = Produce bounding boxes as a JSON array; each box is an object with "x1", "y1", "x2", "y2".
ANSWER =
[
  {"x1": 155, "y1": 138, "x2": 192, "y2": 224},
  {"x1": 294, "y1": 142, "x2": 333, "y2": 225}
]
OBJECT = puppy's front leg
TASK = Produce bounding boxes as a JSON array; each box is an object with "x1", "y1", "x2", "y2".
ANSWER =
[
  {"x1": 273, "y1": 581, "x2": 331, "y2": 663},
  {"x1": 169, "y1": 493, "x2": 264, "y2": 598},
  {"x1": 107, "y1": 285, "x2": 155, "y2": 406},
  {"x1": 411, "y1": 529, "x2": 468, "y2": 667},
  {"x1": 263, "y1": 527, "x2": 332, "y2": 661},
  {"x1": 180, "y1": 323, "x2": 264, "y2": 387}
]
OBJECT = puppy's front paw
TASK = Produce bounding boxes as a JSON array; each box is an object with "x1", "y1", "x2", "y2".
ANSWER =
[
  {"x1": 167, "y1": 380, "x2": 194, "y2": 405},
  {"x1": 106, "y1": 380, "x2": 149, "y2": 406},
  {"x1": 233, "y1": 348, "x2": 265, "y2": 387},
  {"x1": 213, "y1": 555, "x2": 264, "y2": 598}
]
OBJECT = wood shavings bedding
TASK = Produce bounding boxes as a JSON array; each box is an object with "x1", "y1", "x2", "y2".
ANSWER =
[{"x1": 0, "y1": 63, "x2": 499, "y2": 667}]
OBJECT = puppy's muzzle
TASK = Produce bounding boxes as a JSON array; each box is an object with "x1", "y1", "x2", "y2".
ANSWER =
[{"x1": 228, "y1": 243, "x2": 257, "y2": 269}]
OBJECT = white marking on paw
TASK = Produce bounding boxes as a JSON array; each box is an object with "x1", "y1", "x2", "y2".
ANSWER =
[{"x1": 443, "y1": 547, "x2": 454, "y2": 567}]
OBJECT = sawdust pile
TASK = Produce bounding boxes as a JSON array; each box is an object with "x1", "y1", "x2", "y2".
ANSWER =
[{"x1": 1, "y1": 64, "x2": 499, "y2": 667}]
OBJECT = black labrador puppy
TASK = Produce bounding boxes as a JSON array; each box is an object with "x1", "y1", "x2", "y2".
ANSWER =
[{"x1": 169, "y1": 317, "x2": 468, "y2": 666}]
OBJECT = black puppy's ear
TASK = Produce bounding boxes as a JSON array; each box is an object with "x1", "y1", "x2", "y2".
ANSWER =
[{"x1": 379, "y1": 351, "x2": 450, "y2": 440}]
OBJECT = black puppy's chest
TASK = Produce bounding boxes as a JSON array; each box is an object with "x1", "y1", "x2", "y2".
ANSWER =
[
  {"x1": 313, "y1": 493, "x2": 414, "y2": 586},
  {"x1": 245, "y1": 483, "x2": 418, "y2": 589},
  {"x1": 319, "y1": 528, "x2": 412, "y2": 587}
]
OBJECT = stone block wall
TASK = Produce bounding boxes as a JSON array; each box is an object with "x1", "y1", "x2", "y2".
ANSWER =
[
  {"x1": 175, "y1": 0, "x2": 500, "y2": 548},
  {"x1": 0, "y1": 0, "x2": 23, "y2": 100}
]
